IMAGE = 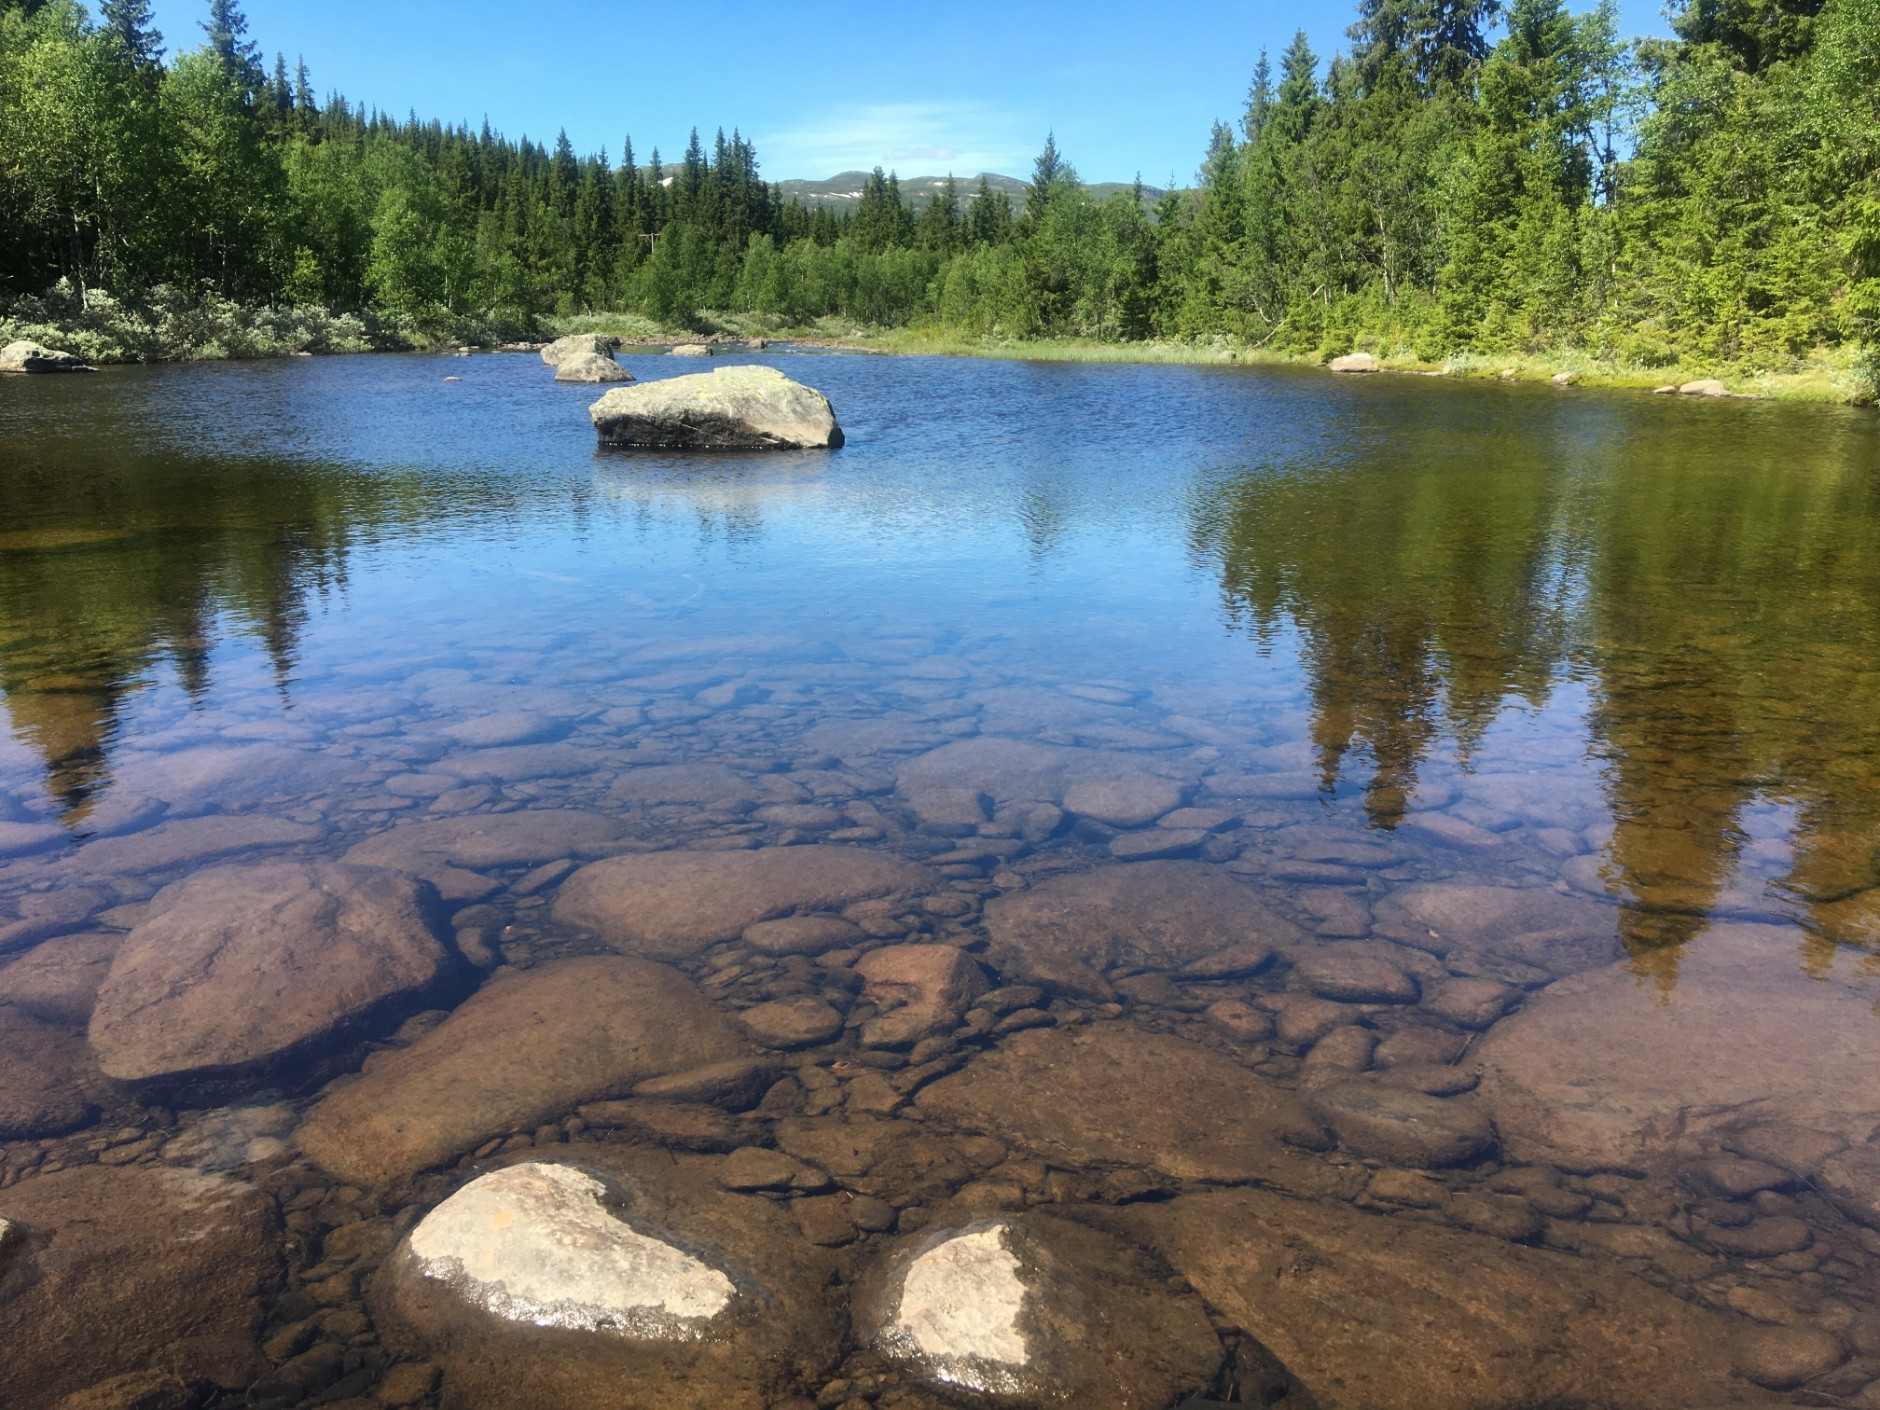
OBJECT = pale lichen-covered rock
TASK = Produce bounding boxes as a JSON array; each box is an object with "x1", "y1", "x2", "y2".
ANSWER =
[
  {"x1": 670, "y1": 342, "x2": 714, "y2": 356},
  {"x1": 590, "y1": 366, "x2": 843, "y2": 449},
  {"x1": 856, "y1": 1216, "x2": 1223, "y2": 1408},
  {"x1": 0, "y1": 340, "x2": 92, "y2": 373},
  {"x1": 1679, "y1": 378, "x2": 1730, "y2": 397},
  {"x1": 539, "y1": 333, "x2": 617, "y2": 366},
  {"x1": 553, "y1": 351, "x2": 633, "y2": 383},
  {"x1": 88, "y1": 862, "x2": 452, "y2": 1093},
  {"x1": 1328, "y1": 352, "x2": 1379, "y2": 373},
  {"x1": 374, "y1": 1152, "x2": 841, "y2": 1410}
]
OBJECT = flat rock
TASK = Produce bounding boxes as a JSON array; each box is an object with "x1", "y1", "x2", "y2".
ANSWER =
[
  {"x1": 0, "y1": 885, "x2": 109, "y2": 954},
  {"x1": 854, "y1": 944, "x2": 987, "y2": 1047},
  {"x1": 343, "y1": 810, "x2": 621, "y2": 900},
  {"x1": 1732, "y1": 1323, "x2": 1845, "y2": 1390},
  {"x1": 0, "y1": 932, "x2": 117, "y2": 1024},
  {"x1": 1130, "y1": 1187, "x2": 1741, "y2": 1410},
  {"x1": 982, "y1": 861, "x2": 1309, "y2": 999},
  {"x1": 1292, "y1": 950, "x2": 1418, "y2": 1004},
  {"x1": 737, "y1": 998, "x2": 844, "y2": 1049},
  {"x1": 1306, "y1": 1081, "x2": 1494, "y2": 1167},
  {"x1": 298, "y1": 957, "x2": 746, "y2": 1185},
  {"x1": 0, "y1": 821, "x2": 65, "y2": 857},
  {"x1": 0, "y1": 1008, "x2": 99, "y2": 1138},
  {"x1": 0, "y1": 1165, "x2": 280, "y2": 1410},
  {"x1": 373, "y1": 1151, "x2": 841, "y2": 1410},
  {"x1": 75, "y1": 816, "x2": 321, "y2": 876},
  {"x1": 1327, "y1": 352, "x2": 1379, "y2": 373},
  {"x1": 1476, "y1": 922, "x2": 1880, "y2": 1172},
  {"x1": 917, "y1": 1023, "x2": 1324, "y2": 1183},
  {"x1": 1372, "y1": 882, "x2": 1618, "y2": 977},
  {"x1": 1061, "y1": 774, "x2": 1187, "y2": 828},
  {"x1": 856, "y1": 1215, "x2": 1222, "y2": 1408},
  {"x1": 742, "y1": 915, "x2": 864, "y2": 956},
  {"x1": 440, "y1": 711, "x2": 564, "y2": 748},
  {"x1": 88, "y1": 863, "x2": 451, "y2": 1092},
  {"x1": 555, "y1": 846, "x2": 933, "y2": 960},
  {"x1": 1109, "y1": 828, "x2": 1208, "y2": 860},
  {"x1": 590, "y1": 366, "x2": 843, "y2": 449},
  {"x1": 897, "y1": 739, "x2": 1167, "y2": 809},
  {"x1": 607, "y1": 763, "x2": 798, "y2": 810}
]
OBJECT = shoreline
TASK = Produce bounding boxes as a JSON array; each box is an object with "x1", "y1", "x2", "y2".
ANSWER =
[{"x1": 7, "y1": 313, "x2": 1872, "y2": 408}]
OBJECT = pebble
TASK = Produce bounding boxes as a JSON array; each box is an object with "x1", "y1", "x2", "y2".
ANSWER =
[
  {"x1": 1705, "y1": 1216, "x2": 1814, "y2": 1258},
  {"x1": 1421, "y1": 977, "x2": 1520, "y2": 1028},
  {"x1": 1307, "y1": 1081, "x2": 1495, "y2": 1167}
]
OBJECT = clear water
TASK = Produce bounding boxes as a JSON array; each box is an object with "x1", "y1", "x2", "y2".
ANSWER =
[{"x1": 3, "y1": 349, "x2": 1879, "y2": 1407}]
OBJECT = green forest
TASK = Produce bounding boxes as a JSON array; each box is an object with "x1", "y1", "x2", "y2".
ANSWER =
[{"x1": 1, "y1": 0, "x2": 1875, "y2": 396}]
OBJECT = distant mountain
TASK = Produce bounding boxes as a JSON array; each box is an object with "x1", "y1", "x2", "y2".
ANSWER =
[{"x1": 771, "y1": 171, "x2": 1163, "y2": 214}]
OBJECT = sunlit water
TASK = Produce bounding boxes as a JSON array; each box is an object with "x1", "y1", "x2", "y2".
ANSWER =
[{"x1": 3, "y1": 349, "x2": 1879, "y2": 1408}]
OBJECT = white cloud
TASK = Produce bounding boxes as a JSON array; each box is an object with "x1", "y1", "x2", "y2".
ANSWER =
[{"x1": 755, "y1": 102, "x2": 1036, "y2": 179}]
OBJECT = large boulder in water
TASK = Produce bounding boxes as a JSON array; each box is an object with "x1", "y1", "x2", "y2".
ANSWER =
[
  {"x1": 0, "y1": 340, "x2": 91, "y2": 373},
  {"x1": 554, "y1": 351, "x2": 633, "y2": 383},
  {"x1": 297, "y1": 956, "x2": 748, "y2": 1185},
  {"x1": 855, "y1": 1214, "x2": 1223, "y2": 1408},
  {"x1": 87, "y1": 861, "x2": 454, "y2": 1095},
  {"x1": 540, "y1": 333, "x2": 616, "y2": 366},
  {"x1": 0, "y1": 1164, "x2": 281, "y2": 1410},
  {"x1": 589, "y1": 366, "x2": 844, "y2": 449},
  {"x1": 373, "y1": 1153, "x2": 841, "y2": 1409}
]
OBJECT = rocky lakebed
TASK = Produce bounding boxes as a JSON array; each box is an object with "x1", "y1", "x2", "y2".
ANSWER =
[{"x1": 3, "y1": 350, "x2": 1879, "y2": 1409}]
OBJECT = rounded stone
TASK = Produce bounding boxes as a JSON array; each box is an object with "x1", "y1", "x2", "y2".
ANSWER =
[
  {"x1": 1062, "y1": 775, "x2": 1187, "y2": 828},
  {"x1": 738, "y1": 998, "x2": 845, "y2": 1050},
  {"x1": 374, "y1": 1151, "x2": 842, "y2": 1410},
  {"x1": 1307, "y1": 1081, "x2": 1495, "y2": 1167},
  {"x1": 856, "y1": 1215, "x2": 1222, "y2": 1407},
  {"x1": 1732, "y1": 1323, "x2": 1846, "y2": 1390},
  {"x1": 88, "y1": 862, "x2": 452, "y2": 1092},
  {"x1": 743, "y1": 915, "x2": 866, "y2": 956},
  {"x1": 1293, "y1": 951, "x2": 1419, "y2": 1004}
]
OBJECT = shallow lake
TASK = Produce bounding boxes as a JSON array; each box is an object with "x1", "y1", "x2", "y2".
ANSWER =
[{"x1": 2, "y1": 348, "x2": 1878, "y2": 1408}]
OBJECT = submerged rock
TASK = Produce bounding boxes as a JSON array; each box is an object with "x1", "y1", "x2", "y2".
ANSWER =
[
  {"x1": 1476, "y1": 922, "x2": 1880, "y2": 1171},
  {"x1": 916, "y1": 1022, "x2": 1325, "y2": 1183},
  {"x1": 88, "y1": 862, "x2": 452, "y2": 1093},
  {"x1": 1371, "y1": 881, "x2": 1617, "y2": 977},
  {"x1": 897, "y1": 737, "x2": 1168, "y2": 810},
  {"x1": 298, "y1": 957, "x2": 747, "y2": 1185},
  {"x1": 0, "y1": 340, "x2": 91, "y2": 373},
  {"x1": 374, "y1": 1152, "x2": 841, "y2": 1410},
  {"x1": 539, "y1": 333, "x2": 616, "y2": 366},
  {"x1": 1130, "y1": 1187, "x2": 1740, "y2": 1410},
  {"x1": 589, "y1": 366, "x2": 843, "y2": 449},
  {"x1": 553, "y1": 351, "x2": 633, "y2": 383},
  {"x1": 856, "y1": 1216, "x2": 1223, "y2": 1408},
  {"x1": 0, "y1": 1165, "x2": 280, "y2": 1410},
  {"x1": 854, "y1": 944, "x2": 987, "y2": 1047},
  {"x1": 555, "y1": 845, "x2": 933, "y2": 960},
  {"x1": 0, "y1": 931, "x2": 117, "y2": 1025},
  {"x1": 1306, "y1": 1080, "x2": 1495, "y2": 1167},
  {"x1": 0, "y1": 1008, "x2": 100, "y2": 1138},
  {"x1": 981, "y1": 861, "x2": 1307, "y2": 999},
  {"x1": 342, "y1": 810, "x2": 622, "y2": 902}
]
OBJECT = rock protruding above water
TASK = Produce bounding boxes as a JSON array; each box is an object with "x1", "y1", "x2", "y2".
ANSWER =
[
  {"x1": 856, "y1": 1216, "x2": 1223, "y2": 1408},
  {"x1": 1131, "y1": 1187, "x2": 1740, "y2": 1410},
  {"x1": 1328, "y1": 352, "x2": 1379, "y2": 373},
  {"x1": 298, "y1": 957, "x2": 747, "y2": 1185},
  {"x1": 374, "y1": 1152, "x2": 841, "y2": 1410},
  {"x1": 917, "y1": 1022, "x2": 1325, "y2": 1183},
  {"x1": 87, "y1": 862, "x2": 451, "y2": 1093},
  {"x1": 589, "y1": 366, "x2": 843, "y2": 449},
  {"x1": 670, "y1": 342, "x2": 714, "y2": 356},
  {"x1": 1475, "y1": 921, "x2": 1880, "y2": 1172},
  {"x1": 554, "y1": 845, "x2": 933, "y2": 959},
  {"x1": 0, "y1": 339, "x2": 92, "y2": 373},
  {"x1": 540, "y1": 333, "x2": 617, "y2": 366},
  {"x1": 554, "y1": 352, "x2": 632, "y2": 383},
  {"x1": 981, "y1": 861, "x2": 1304, "y2": 999},
  {"x1": 0, "y1": 1164, "x2": 281, "y2": 1410}
]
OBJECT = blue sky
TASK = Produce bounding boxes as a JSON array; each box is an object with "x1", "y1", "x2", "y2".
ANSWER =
[{"x1": 147, "y1": 0, "x2": 1673, "y2": 184}]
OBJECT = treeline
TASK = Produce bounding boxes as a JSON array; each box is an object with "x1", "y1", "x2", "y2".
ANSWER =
[{"x1": 1, "y1": 0, "x2": 1875, "y2": 383}]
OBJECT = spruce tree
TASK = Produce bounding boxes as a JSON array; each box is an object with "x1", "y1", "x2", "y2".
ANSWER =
[
  {"x1": 100, "y1": 0, "x2": 164, "y2": 68},
  {"x1": 1244, "y1": 49, "x2": 1273, "y2": 141},
  {"x1": 203, "y1": 0, "x2": 263, "y2": 90}
]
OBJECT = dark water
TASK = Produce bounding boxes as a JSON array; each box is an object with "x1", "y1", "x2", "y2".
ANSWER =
[{"x1": 2, "y1": 349, "x2": 1879, "y2": 1408}]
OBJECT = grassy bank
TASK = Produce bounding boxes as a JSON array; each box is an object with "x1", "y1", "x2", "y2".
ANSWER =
[{"x1": 10, "y1": 287, "x2": 1871, "y2": 408}]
